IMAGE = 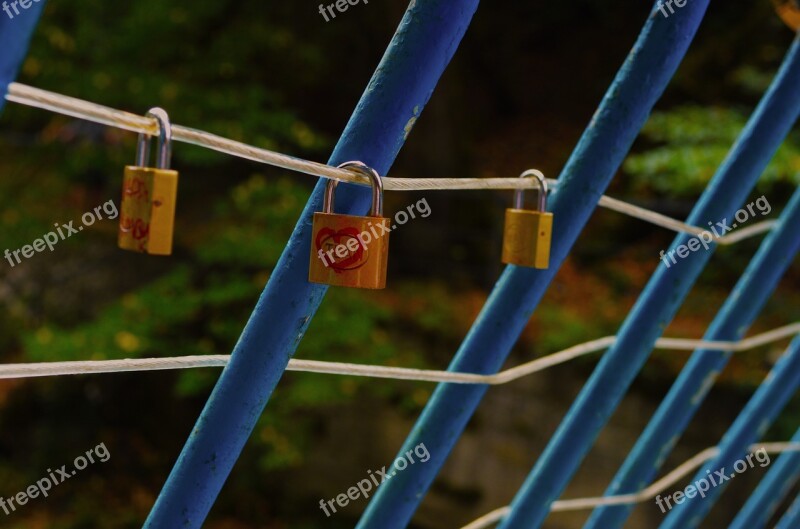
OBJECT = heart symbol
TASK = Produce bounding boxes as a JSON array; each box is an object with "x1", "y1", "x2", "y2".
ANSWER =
[{"x1": 315, "y1": 227, "x2": 368, "y2": 272}]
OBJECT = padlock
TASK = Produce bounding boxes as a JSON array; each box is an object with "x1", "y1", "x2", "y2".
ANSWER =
[
  {"x1": 118, "y1": 108, "x2": 179, "y2": 255},
  {"x1": 774, "y1": 0, "x2": 800, "y2": 30},
  {"x1": 502, "y1": 169, "x2": 553, "y2": 269},
  {"x1": 309, "y1": 161, "x2": 390, "y2": 289}
]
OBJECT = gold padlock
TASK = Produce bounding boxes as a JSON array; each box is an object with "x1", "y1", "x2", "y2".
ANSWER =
[
  {"x1": 309, "y1": 161, "x2": 390, "y2": 289},
  {"x1": 774, "y1": 0, "x2": 800, "y2": 30},
  {"x1": 502, "y1": 169, "x2": 553, "y2": 269},
  {"x1": 118, "y1": 108, "x2": 179, "y2": 255}
]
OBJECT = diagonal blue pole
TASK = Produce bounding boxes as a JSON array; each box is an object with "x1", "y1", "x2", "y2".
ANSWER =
[
  {"x1": 728, "y1": 427, "x2": 800, "y2": 529},
  {"x1": 776, "y1": 493, "x2": 800, "y2": 529},
  {"x1": 142, "y1": 1, "x2": 480, "y2": 527},
  {"x1": 659, "y1": 335, "x2": 800, "y2": 529},
  {"x1": 585, "y1": 164, "x2": 800, "y2": 528},
  {"x1": 0, "y1": 0, "x2": 47, "y2": 114},
  {"x1": 497, "y1": 29, "x2": 800, "y2": 529},
  {"x1": 356, "y1": 3, "x2": 711, "y2": 528}
]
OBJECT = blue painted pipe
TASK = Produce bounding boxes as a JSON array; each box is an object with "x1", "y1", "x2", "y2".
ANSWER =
[
  {"x1": 776, "y1": 493, "x2": 800, "y2": 529},
  {"x1": 659, "y1": 335, "x2": 800, "y2": 528},
  {"x1": 142, "y1": 1, "x2": 480, "y2": 527},
  {"x1": 0, "y1": 0, "x2": 46, "y2": 113},
  {"x1": 356, "y1": 3, "x2": 711, "y2": 529},
  {"x1": 728, "y1": 427, "x2": 800, "y2": 529},
  {"x1": 498, "y1": 26, "x2": 800, "y2": 529},
  {"x1": 585, "y1": 152, "x2": 800, "y2": 528}
]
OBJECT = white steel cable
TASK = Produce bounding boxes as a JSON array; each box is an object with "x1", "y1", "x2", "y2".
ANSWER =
[
  {"x1": 4, "y1": 84, "x2": 776, "y2": 245},
  {"x1": 0, "y1": 323, "x2": 796, "y2": 382},
  {"x1": 460, "y1": 442, "x2": 800, "y2": 529},
  {"x1": 596, "y1": 195, "x2": 776, "y2": 246}
]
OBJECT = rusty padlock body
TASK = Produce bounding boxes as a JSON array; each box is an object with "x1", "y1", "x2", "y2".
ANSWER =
[
  {"x1": 502, "y1": 170, "x2": 553, "y2": 269},
  {"x1": 309, "y1": 162, "x2": 390, "y2": 289},
  {"x1": 118, "y1": 108, "x2": 179, "y2": 255},
  {"x1": 774, "y1": 0, "x2": 800, "y2": 30}
]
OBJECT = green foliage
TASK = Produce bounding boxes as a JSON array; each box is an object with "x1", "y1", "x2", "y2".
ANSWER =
[
  {"x1": 0, "y1": 146, "x2": 81, "y2": 250},
  {"x1": 24, "y1": 266, "x2": 204, "y2": 362},
  {"x1": 17, "y1": 1, "x2": 330, "y2": 164},
  {"x1": 197, "y1": 175, "x2": 311, "y2": 268},
  {"x1": 19, "y1": 175, "x2": 441, "y2": 475},
  {"x1": 624, "y1": 105, "x2": 800, "y2": 195},
  {"x1": 536, "y1": 303, "x2": 609, "y2": 354},
  {"x1": 3, "y1": 2, "x2": 797, "y2": 526}
]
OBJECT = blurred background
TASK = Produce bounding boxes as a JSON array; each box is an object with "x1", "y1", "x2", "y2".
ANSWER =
[{"x1": 0, "y1": 1, "x2": 799, "y2": 528}]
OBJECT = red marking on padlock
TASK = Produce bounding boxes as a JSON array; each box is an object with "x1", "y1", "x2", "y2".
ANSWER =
[
  {"x1": 315, "y1": 227, "x2": 368, "y2": 272},
  {"x1": 123, "y1": 176, "x2": 150, "y2": 200}
]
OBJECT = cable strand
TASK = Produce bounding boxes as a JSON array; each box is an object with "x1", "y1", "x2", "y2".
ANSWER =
[
  {"x1": 0, "y1": 323, "x2": 796, "y2": 383},
  {"x1": 4, "y1": 83, "x2": 776, "y2": 245},
  {"x1": 460, "y1": 442, "x2": 800, "y2": 529}
]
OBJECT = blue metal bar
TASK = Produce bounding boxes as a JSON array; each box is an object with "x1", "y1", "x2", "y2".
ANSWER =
[
  {"x1": 497, "y1": 29, "x2": 800, "y2": 529},
  {"x1": 356, "y1": 3, "x2": 711, "y2": 528},
  {"x1": 728, "y1": 427, "x2": 800, "y2": 529},
  {"x1": 776, "y1": 493, "x2": 800, "y2": 529},
  {"x1": 142, "y1": 1, "x2": 480, "y2": 527},
  {"x1": 659, "y1": 335, "x2": 800, "y2": 528},
  {"x1": 0, "y1": 0, "x2": 46, "y2": 114},
  {"x1": 585, "y1": 174, "x2": 800, "y2": 527}
]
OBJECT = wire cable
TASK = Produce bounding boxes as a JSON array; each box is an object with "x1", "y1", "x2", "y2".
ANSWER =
[
  {"x1": 4, "y1": 83, "x2": 776, "y2": 246},
  {"x1": 460, "y1": 442, "x2": 800, "y2": 529},
  {"x1": 0, "y1": 323, "x2": 796, "y2": 382}
]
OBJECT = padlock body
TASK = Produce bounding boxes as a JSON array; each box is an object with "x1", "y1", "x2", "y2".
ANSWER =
[
  {"x1": 309, "y1": 212, "x2": 390, "y2": 289},
  {"x1": 502, "y1": 208, "x2": 553, "y2": 269},
  {"x1": 118, "y1": 166, "x2": 179, "y2": 255},
  {"x1": 776, "y1": 1, "x2": 800, "y2": 30}
]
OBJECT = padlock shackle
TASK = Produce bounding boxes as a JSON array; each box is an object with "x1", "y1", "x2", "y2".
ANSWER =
[
  {"x1": 135, "y1": 107, "x2": 173, "y2": 170},
  {"x1": 324, "y1": 161, "x2": 384, "y2": 216},
  {"x1": 514, "y1": 169, "x2": 548, "y2": 212}
]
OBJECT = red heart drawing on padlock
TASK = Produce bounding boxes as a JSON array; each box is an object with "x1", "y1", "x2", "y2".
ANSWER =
[
  {"x1": 315, "y1": 227, "x2": 368, "y2": 272},
  {"x1": 120, "y1": 215, "x2": 150, "y2": 241},
  {"x1": 123, "y1": 175, "x2": 150, "y2": 201}
]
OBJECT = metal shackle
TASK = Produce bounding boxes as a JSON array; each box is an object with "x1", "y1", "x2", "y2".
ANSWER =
[
  {"x1": 135, "y1": 107, "x2": 173, "y2": 170},
  {"x1": 324, "y1": 161, "x2": 384, "y2": 217},
  {"x1": 513, "y1": 169, "x2": 548, "y2": 212}
]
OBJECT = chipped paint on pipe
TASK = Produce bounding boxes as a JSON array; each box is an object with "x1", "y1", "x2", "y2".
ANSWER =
[
  {"x1": 506, "y1": 33, "x2": 800, "y2": 529},
  {"x1": 659, "y1": 336, "x2": 800, "y2": 529},
  {"x1": 357, "y1": 2, "x2": 712, "y2": 529},
  {"x1": 587, "y1": 184, "x2": 800, "y2": 529},
  {"x1": 142, "y1": 1, "x2": 481, "y2": 528}
]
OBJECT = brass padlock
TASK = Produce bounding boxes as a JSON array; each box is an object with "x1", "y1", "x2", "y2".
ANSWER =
[
  {"x1": 502, "y1": 170, "x2": 553, "y2": 269},
  {"x1": 309, "y1": 161, "x2": 390, "y2": 289},
  {"x1": 774, "y1": 0, "x2": 800, "y2": 30},
  {"x1": 118, "y1": 108, "x2": 179, "y2": 255}
]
